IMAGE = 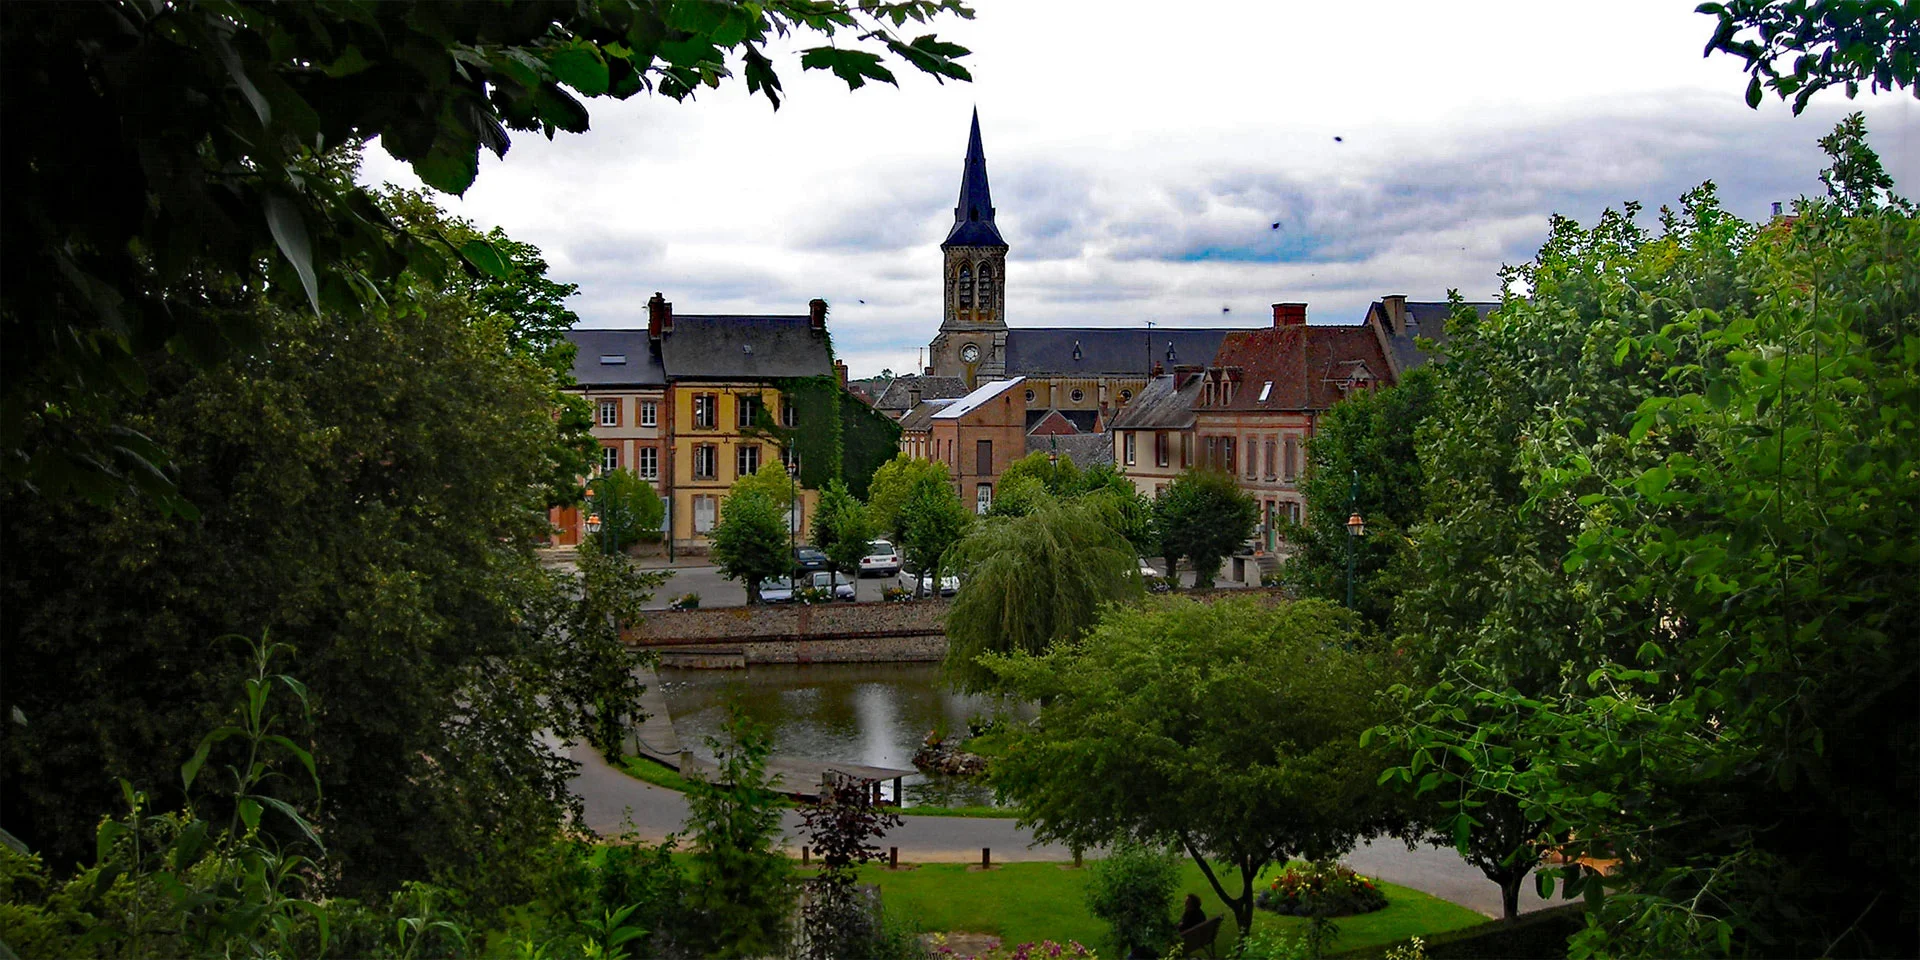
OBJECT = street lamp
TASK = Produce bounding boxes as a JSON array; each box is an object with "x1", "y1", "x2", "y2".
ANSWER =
[
  {"x1": 1048, "y1": 434, "x2": 1059, "y2": 467},
  {"x1": 1344, "y1": 468, "x2": 1365, "y2": 609},
  {"x1": 787, "y1": 446, "x2": 799, "y2": 592}
]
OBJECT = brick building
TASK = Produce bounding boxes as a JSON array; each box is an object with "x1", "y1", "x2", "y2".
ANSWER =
[{"x1": 926, "y1": 377, "x2": 1027, "y2": 514}]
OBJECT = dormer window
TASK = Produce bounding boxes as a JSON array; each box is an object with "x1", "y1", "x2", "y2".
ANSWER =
[
  {"x1": 1071, "y1": 341, "x2": 1082, "y2": 362},
  {"x1": 599, "y1": 354, "x2": 627, "y2": 365},
  {"x1": 1166, "y1": 342, "x2": 1177, "y2": 362},
  {"x1": 1258, "y1": 380, "x2": 1273, "y2": 402}
]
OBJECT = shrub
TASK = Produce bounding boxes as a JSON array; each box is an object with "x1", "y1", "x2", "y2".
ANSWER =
[
  {"x1": 1085, "y1": 841, "x2": 1181, "y2": 957},
  {"x1": 670, "y1": 592, "x2": 701, "y2": 610},
  {"x1": 1253, "y1": 862, "x2": 1387, "y2": 917}
]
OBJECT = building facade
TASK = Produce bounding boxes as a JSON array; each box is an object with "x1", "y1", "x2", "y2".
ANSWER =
[
  {"x1": 1107, "y1": 367, "x2": 1203, "y2": 498},
  {"x1": 553, "y1": 329, "x2": 670, "y2": 546},
  {"x1": 926, "y1": 377, "x2": 1027, "y2": 515}
]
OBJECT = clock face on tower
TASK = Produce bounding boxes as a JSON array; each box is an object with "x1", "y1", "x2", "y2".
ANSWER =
[{"x1": 961, "y1": 343, "x2": 980, "y2": 363}]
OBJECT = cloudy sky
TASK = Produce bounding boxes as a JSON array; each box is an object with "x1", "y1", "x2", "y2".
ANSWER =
[{"x1": 359, "y1": 0, "x2": 1916, "y2": 378}]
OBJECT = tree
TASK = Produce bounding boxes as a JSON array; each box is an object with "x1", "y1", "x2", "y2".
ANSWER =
[
  {"x1": 1698, "y1": 0, "x2": 1918, "y2": 114},
  {"x1": 1286, "y1": 368, "x2": 1439, "y2": 625},
  {"x1": 999, "y1": 449, "x2": 1083, "y2": 495},
  {"x1": 682, "y1": 709, "x2": 795, "y2": 958},
  {"x1": 710, "y1": 488, "x2": 790, "y2": 604},
  {"x1": 1384, "y1": 127, "x2": 1919, "y2": 957},
  {"x1": 797, "y1": 772, "x2": 904, "y2": 960},
  {"x1": 987, "y1": 597, "x2": 1408, "y2": 940},
  {"x1": 1153, "y1": 468, "x2": 1257, "y2": 588},
  {"x1": 1, "y1": 0, "x2": 973, "y2": 510},
  {"x1": 1817, "y1": 110, "x2": 1902, "y2": 211},
  {"x1": 1085, "y1": 841, "x2": 1183, "y2": 958},
  {"x1": 812, "y1": 478, "x2": 873, "y2": 585},
  {"x1": 944, "y1": 496, "x2": 1143, "y2": 691},
  {"x1": 587, "y1": 467, "x2": 666, "y2": 554},
  {"x1": 896, "y1": 475, "x2": 970, "y2": 598},
  {"x1": 866, "y1": 454, "x2": 952, "y2": 543},
  {"x1": 984, "y1": 471, "x2": 1052, "y2": 517},
  {"x1": 0, "y1": 212, "x2": 659, "y2": 902}
]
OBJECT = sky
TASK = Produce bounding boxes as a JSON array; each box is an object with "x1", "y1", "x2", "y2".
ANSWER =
[{"x1": 358, "y1": 0, "x2": 1916, "y2": 378}]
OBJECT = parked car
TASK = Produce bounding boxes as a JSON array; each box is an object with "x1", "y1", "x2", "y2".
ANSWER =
[
  {"x1": 1139, "y1": 561, "x2": 1172, "y2": 594},
  {"x1": 902, "y1": 570, "x2": 960, "y2": 597},
  {"x1": 858, "y1": 540, "x2": 901, "y2": 577},
  {"x1": 760, "y1": 571, "x2": 856, "y2": 604},
  {"x1": 792, "y1": 545, "x2": 830, "y2": 576}
]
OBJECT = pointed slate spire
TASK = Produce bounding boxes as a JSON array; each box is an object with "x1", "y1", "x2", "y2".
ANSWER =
[{"x1": 944, "y1": 108, "x2": 1006, "y2": 247}]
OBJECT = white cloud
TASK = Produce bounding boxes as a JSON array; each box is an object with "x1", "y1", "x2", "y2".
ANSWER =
[{"x1": 358, "y1": 0, "x2": 1919, "y2": 377}]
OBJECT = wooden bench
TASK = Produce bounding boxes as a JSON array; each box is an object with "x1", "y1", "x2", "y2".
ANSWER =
[{"x1": 1178, "y1": 915, "x2": 1223, "y2": 958}]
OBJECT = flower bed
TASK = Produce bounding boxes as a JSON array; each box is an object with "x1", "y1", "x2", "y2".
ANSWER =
[{"x1": 1254, "y1": 862, "x2": 1388, "y2": 917}]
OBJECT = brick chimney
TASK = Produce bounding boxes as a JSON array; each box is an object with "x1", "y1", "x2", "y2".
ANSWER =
[
  {"x1": 647, "y1": 291, "x2": 673, "y2": 338},
  {"x1": 834, "y1": 359, "x2": 848, "y2": 388},
  {"x1": 808, "y1": 298, "x2": 828, "y2": 330},
  {"x1": 1173, "y1": 364, "x2": 1203, "y2": 390},
  {"x1": 1380, "y1": 295, "x2": 1408, "y2": 335},
  {"x1": 1272, "y1": 302, "x2": 1307, "y2": 327}
]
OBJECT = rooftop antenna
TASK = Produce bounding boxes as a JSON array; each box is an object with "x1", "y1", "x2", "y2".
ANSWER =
[
  {"x1": 917, "y1": 347, "x2": 924, "y2": 374},
  {"x1": 1144, "y1": 320, "x2": 1156, "y2": 378}
]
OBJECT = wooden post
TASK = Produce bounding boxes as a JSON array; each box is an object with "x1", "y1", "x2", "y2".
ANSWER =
[
  {"x1": 982, "y1": 847, "x2": 991, "y2": 869},
  {"x1": 890, "y1": 846, "x2": 899, "y2": 869},
  {"x1": 892, "y1": 776, "x2": 902, "y2": 804},
  {"x1": 802, "y1": 846, "x2": 809, "y2": 866}
]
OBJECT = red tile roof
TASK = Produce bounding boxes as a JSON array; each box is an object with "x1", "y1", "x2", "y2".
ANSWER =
[{"x1": 1198, "y1": 325, "x2": 1392, "y2": 412}]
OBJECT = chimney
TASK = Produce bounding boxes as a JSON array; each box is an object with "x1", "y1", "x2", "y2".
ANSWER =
[
  {"x1": 808, "y1": 298, "x2": 828, "y2": 330},
  {"x1": 908, "y1": 384, "x2": 922, "y2": 407},
  {"x1": 1151, "y1": 361, "x2": 1165, "y2": 377},
  {"x1": 1380, "y1": 294, "x2": 1407, "y2": 335},
  {"x1": 1771, "y1": 201, "x2": 1784, "y2": 218},
  {"x1": 1272, "y1": 302, "x2": 1307, "y2": 327},
  {"x1": 1173, "y1": 364, "x2": 1203, "y2": 390},
  {"x1": 834, "y1": 359, "x2": 848, "y2": 388},
  {"x1": 647, "y1": 291, "x2": 673, "y2": 338}
]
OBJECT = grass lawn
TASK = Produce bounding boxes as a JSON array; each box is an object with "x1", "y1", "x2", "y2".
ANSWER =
[{"x1": 853, "y1": 859, "x2": 1489, "y2": 957}]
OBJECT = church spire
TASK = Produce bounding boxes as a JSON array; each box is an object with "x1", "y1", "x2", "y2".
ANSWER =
[{"x1": 944, "y1": 108, "x2": 1006, "y2": 247}]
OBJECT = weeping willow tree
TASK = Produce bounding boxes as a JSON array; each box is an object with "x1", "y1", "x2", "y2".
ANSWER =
[{"x1": 942, "y1": 495, "x2": 1144, "y2": 692}]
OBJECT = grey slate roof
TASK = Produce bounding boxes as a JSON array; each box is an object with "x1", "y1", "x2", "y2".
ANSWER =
[
  {"x1": 1378, "y1": 300, "x2": 1498, "y2": 372},
  {"x1": 898, "y1": 398, "x2": 955, "y2": 433},
  {"x1": 1004, "y1": 327, "x2": 1244, "y2": 377},
  {"x1": 567, "y1": 329, "x2": 667, "y2": 387},
  {"x1": 943, "y1": 109, "x2": 1007, "y2": 249},
  {"x1": 658, "y1": 315, "x2": 834, "y2": 380},
  {"x1": 1107, "y1": 374, "x2": 1202, "y2": 430},
  {"x1": 873, "y1": 375, "x2": 971, "y2": 414},
  {"x1": 1026, "y1": 432, "x2": 1115, "y2": 469}
]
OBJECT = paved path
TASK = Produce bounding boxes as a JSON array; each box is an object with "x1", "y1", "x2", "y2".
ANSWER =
[{"x1": 566, "y1": 740, "x2": 1551, "y2": 918}]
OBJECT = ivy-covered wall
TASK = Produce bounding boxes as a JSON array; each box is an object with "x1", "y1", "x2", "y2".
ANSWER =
[
  {"x1": 740, "y1": 374, "x2": 897, "y2": 499},
  {"x1": 839, "y1": 394, "x2": 901, "y2": 500}
]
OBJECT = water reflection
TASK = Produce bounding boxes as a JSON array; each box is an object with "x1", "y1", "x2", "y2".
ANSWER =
[{"x1": 653, "y1": 662, "x2": 1029, "y2": 807}]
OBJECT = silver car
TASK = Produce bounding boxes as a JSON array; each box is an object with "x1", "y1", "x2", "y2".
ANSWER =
[{"x1": 858, "y1": 540, "x2": 901, "y2": 577}]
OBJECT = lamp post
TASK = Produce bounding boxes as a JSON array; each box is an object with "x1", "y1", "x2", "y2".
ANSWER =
[
  {"x1": 787, "y1": 446, "x2": 799, "y2": 592},
  {"x1": 1344, "y1": 468, "x2": 1366, "y2": 609},
  {"x1": 1048, "y1": 434, "x2": 1059, "y2": 468}
]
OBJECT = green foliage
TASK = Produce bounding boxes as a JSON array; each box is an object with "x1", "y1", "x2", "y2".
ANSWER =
[
  {"x1": 897, "y1": 475, "x2": 971, "y2": 597},
  {"x1": 732, "y1": 457, "x2": 800, "y2": 510},
  {"x1": 840, "y1": 392, "x2": 906, "y2": 501},
  {"x1": 586, "y1": 468, "x2": 665, "y2": 554},
  {"x1": 943, "y1": 496, "x2": 1144, "y2": 692},
  {"x1": 867, "y1": 454, "x2": 953, "y2": 542},
  {"x1": 797, "y1": 774, "x2": 905, "y2": 960},
  {"x1": 682, "y1": 709, "x2": 795, "y2": 958},
  {"x1": 1817, "y1": 110, "x2": 1902, "y2": 211},
  {"x1": 1153, "y1": 468, "x2": 1259, "y2": 588},
  {"x1": 813, "y1": 478, "x2": 875, "y2": 580},
  {"x1": 1084, "y1": 840, "x2": 1182, "y2": 957},
  {"x1": 709, "y1": 487, "x2": 791, "y2": 603},
  {"x1": 987, "y1": 597, "x2": 1408, "y2": 939},
  {"x1": 1697, "y1": 0, "x2": 1917, "y2": 113},
  {"x1": 0, "y1": 196, "x2": 664, "y2": 902},
  {"x1": 1, "y1": 0, "x2": 973, "y2": 510},
  {"x1": 986, "y1": 472, "x2": 1053, "y2": 517},
  {"x1": 999, "y1": 449, "x2": 1084, "y2": 495},
  {"x1": 1287, "y1": 368, "x2": 1438, "y2": 624},
  {"x1": 1383, "y1": 129, "x2": 1919, "y2": 957}
]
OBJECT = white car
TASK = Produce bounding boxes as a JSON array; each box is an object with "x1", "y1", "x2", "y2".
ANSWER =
[
  {"x1": 903, "y1": 571, "x2": 960, "y2": 597},
  {"x1": 858, "y1": 540, "x2": 901, "y2": 577}
]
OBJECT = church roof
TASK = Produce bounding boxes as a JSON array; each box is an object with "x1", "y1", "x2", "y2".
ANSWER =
[
  {"x1": 1004, "y1": 327, "x2": 1244, "y2": 378},
  {"x1": 943, "y1": 109, "x2": 1006, "y2": 248}
]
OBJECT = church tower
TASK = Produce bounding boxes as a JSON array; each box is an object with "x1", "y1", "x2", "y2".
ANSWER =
[{"x1": 927, "y1": 109, "x2": 1009, "y2": 386}]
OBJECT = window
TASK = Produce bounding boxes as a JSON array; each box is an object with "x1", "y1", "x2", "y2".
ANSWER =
[
  {"x1": 737, "y1": 394, "x2": 760, "y2": 428},
  {"x1": 737, "y1": 444, "x2": 760, "y2": 478},
  {"x1": 1120, "y1": 389, "x2": 1133, "y2": 402},
  {"x1": 1264, "y1": 440, "x2": 1277, "y2": 479},
  {"x1": 781, "y1": 400, "x2": 796, "y2": 428},
  {"x1": 694, "y1": 495, "x2": 717, "y2": 533},
  {"x1": 598, "y1": 399, "x2": 619, "y2": 427},
  {"x1": 1025, "y1": 389, "x2": 1035, "y2": 403},
  {"x1": 1070, "y1": 388, "x2": 1085, "y2": 404},
  {"x1": 599, "y1": 354, "x2": 626, "y2": 365},
  {"x1": 1204, "y1": 436, "x2": 1218, "y2": 468},
  {"x1": 640, "y1": 400, "x2": 658, "y2": 427},
  {"x1": 977, "y1": 264, "x2": 994, "y2": 310},
  {"x1": 601, "y1": 445, "x2": 619, "y2": 473},
  {"x1": 1246, "y1": 438, "x2": 1258, "y2": 479},
  {"x1": 1284, "y1": 437, "x2": 1299, "y2": 481},
  {"x1": 1224, "y1": 438, "x2": 1236, "y2": 474},
  {"x1": 1124, "y1": 432, "x2": 1136, "y2": 465},
  {"x1": 976, "y1": 439, "x2": 992, "y2": 476},
  {"x1": 1155, "y1": 431, "x2": 1169, "y2": 467},
  {"x1": 693, "y1": 394, "x2": 716, "y2": 429},
  {"x1": 1258, "y1": 380, "x2": 1273, "y2": 402},
  {"x1": 958, "y1": 264, "x2": 972, "y2": 307},
  {"x1": 976, "y1": 483, "x2": 992, "y2": 514},
  {"x1": 638, "y1": 446, "x2": 658, "y2": 480},
  {"x1": 694, "y1": 444, "x2": 717, "y2": 480}
]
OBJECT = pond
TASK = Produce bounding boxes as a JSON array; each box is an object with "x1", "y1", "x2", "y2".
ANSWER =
[{"x1": 653, "y1": 662, "x2": 1029, "y2": 807}]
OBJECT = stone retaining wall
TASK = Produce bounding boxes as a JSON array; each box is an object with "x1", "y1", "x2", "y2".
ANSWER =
[
  {"x1": 625, "y1": 597, "x2": 949, "y2": 647},
  {"x1": 655, "y1": 633, "x2": 946, "y2": 668}
]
